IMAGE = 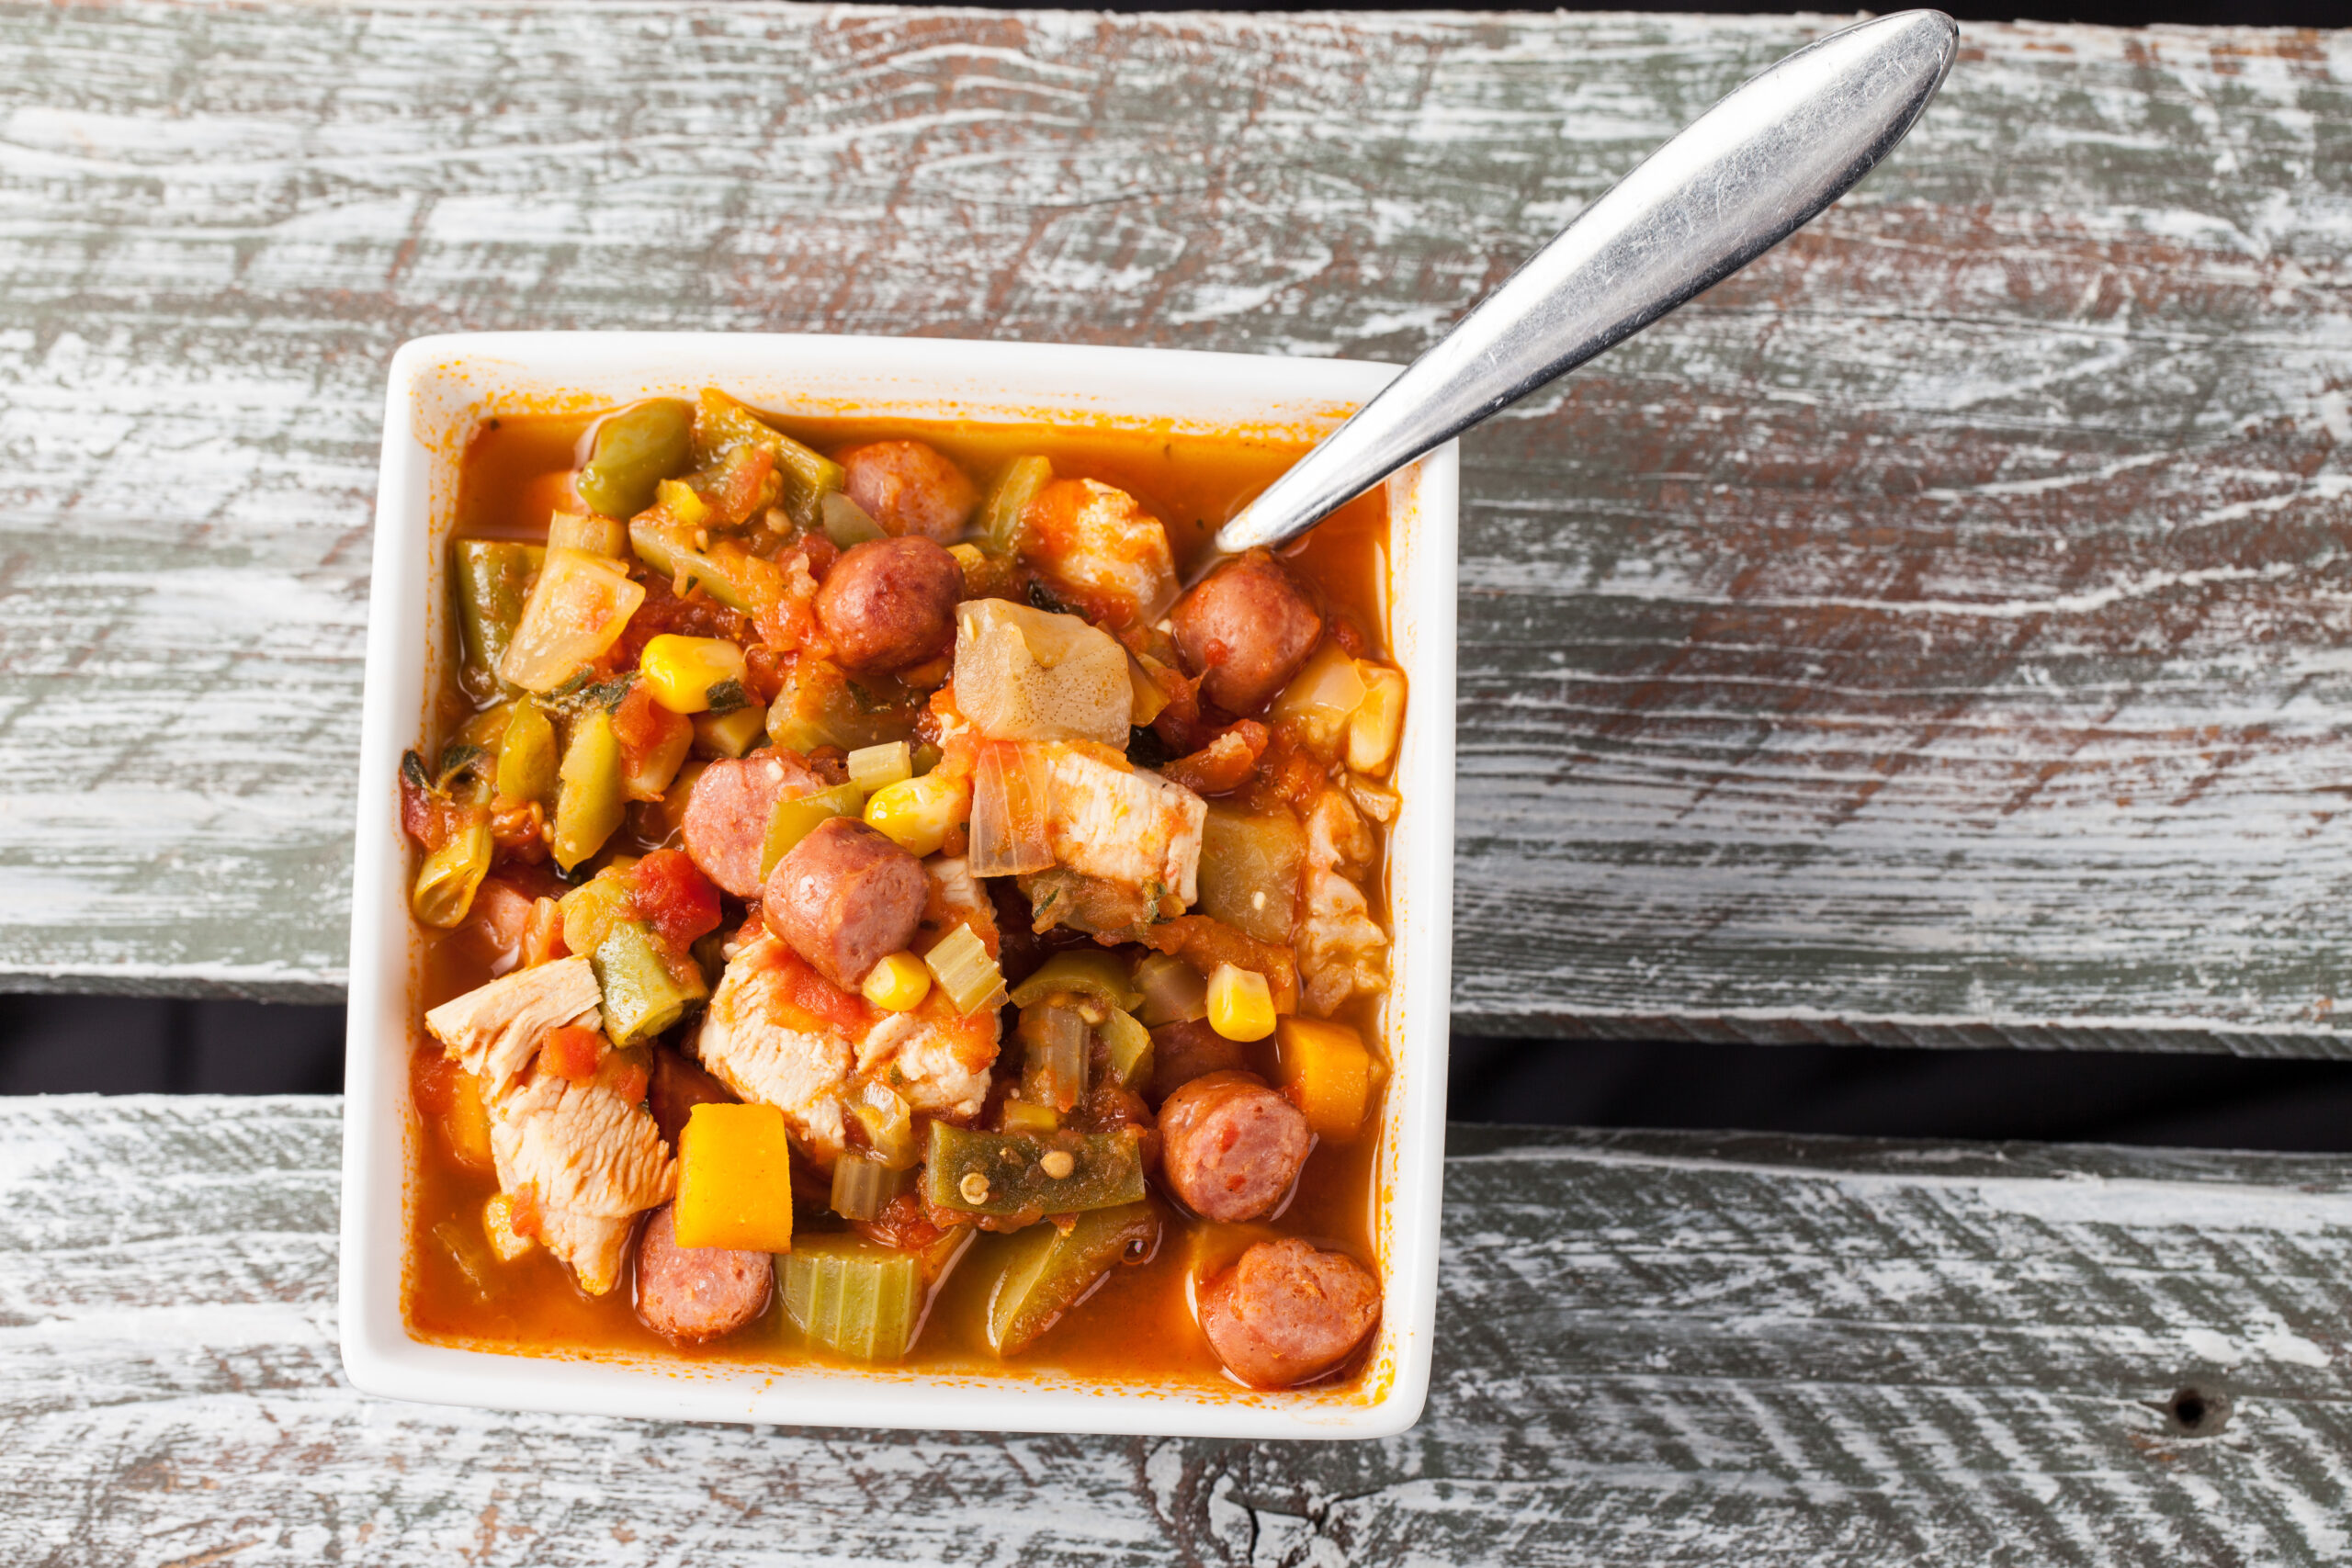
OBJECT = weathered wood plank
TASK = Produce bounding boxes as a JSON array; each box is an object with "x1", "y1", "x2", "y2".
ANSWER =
[
  {"x1": 0, "y1": 7, "x2": 2346, "y2": 1049},
  {"x1": 6, "y1": 1097, "x2": 2352, "y2": 1563}
]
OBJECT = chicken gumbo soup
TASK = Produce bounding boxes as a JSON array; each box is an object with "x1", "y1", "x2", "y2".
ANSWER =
[{"x1": 402, "y1": 391, "x2": 1404, "y2": 1391}]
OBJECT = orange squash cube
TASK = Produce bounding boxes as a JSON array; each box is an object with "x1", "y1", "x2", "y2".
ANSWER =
[
  {"x1": 1274, "y1": 1016, "x2": 1381, "y2": 1141},
  {"x1": 674, "y1": 1101, "x2": 797, "y2": 1252}
]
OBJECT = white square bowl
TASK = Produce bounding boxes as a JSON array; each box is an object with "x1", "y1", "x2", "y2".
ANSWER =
[{"x1": 342, "y1": 333, "x2": 1456, "y2": 1439}]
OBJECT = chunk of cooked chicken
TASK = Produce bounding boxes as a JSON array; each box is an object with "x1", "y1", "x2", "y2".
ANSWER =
[
  {"x1": 1023, "y1": 478, "x2": 1179, "y2": 628},
  {"x1": 694, "y1": 919, "x2": 1001, "y2": 1169},
  {"x1": 1039, "y1": 743, "x2": 1204, "y2": 907},
  {"x1": 1298, "y1": 788, "x2": 1388, "y2": 1018},
  {"x1": 489, "y1": 1071, "x2": 677, "y2": 1295},
  {"x1": 424, "y1": 955, "x2": 601, "y2": 1093}
]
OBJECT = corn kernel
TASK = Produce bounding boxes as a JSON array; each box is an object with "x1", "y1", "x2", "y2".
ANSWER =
[
  {"x1": 861, "y1": 951, "x2": 933, "y2": 1011},
  {"x1": 693, "y1": 704, "x2": 767, "y2": 759},
  {"x1": 675, "y1": 1102, "x2": 797, "y2": 1252},
  {"x1": 1348, "y1": 663, "x2": 1408, "y2": 774},
  {"x1": 1206, "y1": 963, "x2": 1277, "y2": 1043},
  {"x1": 864, "y1": 771, "x2": 970, "y2": 859},
  {"x1": 657, "y1": 477, "x2": 710, "y2": 526},
  {"x1": 639, "y1": 634, "x2": 749, "y2": 715},
  {"x1": 846, "y1": 740, "x2": 914, "y2": 795},
  {"x1": 482, "y1": 1192, "x2": 537, "y2": 1262},
  {"x1": 1275, "y1": 1015, "x2": 1376, "y2": 1140}
]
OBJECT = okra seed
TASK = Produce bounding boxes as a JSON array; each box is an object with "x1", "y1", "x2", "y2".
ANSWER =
[
  {"x1": 960, "y1": 1171, "x2": 991, "y2": 1203},
  {"x1": 1040, "y1": 1150, "x2": 1076, "y2": 1180}
]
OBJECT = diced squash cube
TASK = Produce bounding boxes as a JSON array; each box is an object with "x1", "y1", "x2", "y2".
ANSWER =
[
  {"x1": 1275, "y1": 1015, "x2": 1379, "y2": 1140},
  {"x1": 446, "y1": 1068, "x2": 493, "y2": 1170},
  {"x1": 693, "y1": 703, "x2": 768, "y2": 759},
  {"x1": 675, "y1": 1101, "x2": 797, "y2": 1252}
]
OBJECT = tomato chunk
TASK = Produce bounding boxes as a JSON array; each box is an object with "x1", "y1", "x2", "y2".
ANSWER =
[{"x1": 626, "y1": 848, "x2": 722, "y2": 952}]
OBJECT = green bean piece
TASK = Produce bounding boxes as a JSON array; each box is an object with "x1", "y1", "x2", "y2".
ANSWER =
[
  {"x1": 627, "y1": 514, "x2": 765, "y2": 615},
  {"x1": 592, "y1": 919, "x2": 708, "y2": 1047},
  {"x1": 495, "y1": 701, "x2": 558, "y2": 806},
  {"x1": 922, "y1": 1122, "x2": 1146, "y2": 1221},
  {"x1": 552, "y1": 709, "x2": 624, "y2": 873},
  {"x1": 1006, "y1": 950, "x2": 1142, "y2": 1012},
  {"x1": 984, "y1": 1200, "x2": 1160, "y2": 1356},
  {"x1": 780, "y1": 1234, "x2": 922, "y2": 1361},
  {"x1": 1099, "y1": 1005, "x2": 1153, "y2": 1091},
  {"x1": 695, "y1": 389, "x2": 844, "y2": 530},
  {"x1": 451, "y1": 540, "x2": 544, "y2": 702},
  {"x1": 576, "y1": 399, "x2": 693, "y2": 521},
  {"x1": 978, "y1": 456, "x2": 1053, "y2": 557},
  {"x1": 412, "y1": 818, "x2": 492, "y2": 929}
]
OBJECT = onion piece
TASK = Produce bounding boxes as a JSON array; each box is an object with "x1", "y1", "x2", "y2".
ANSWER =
[
  {"x1": 1132, "y1": 952, "x2": 1207, "y2": 1027},
  {"x1": 967, "y1": 741, "x2": 1055, "y2": 877},
  {"x1": 1268, "y1": 642, "x2": 1366, "y2": 754},
  {"x1": 495, "y1": 547, "x2": 645, "y2": 693}
]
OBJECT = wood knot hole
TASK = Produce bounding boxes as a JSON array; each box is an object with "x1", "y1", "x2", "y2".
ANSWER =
[{"x1": 2165, "y1": 1385, "x2": 2230, "y2": 1437}]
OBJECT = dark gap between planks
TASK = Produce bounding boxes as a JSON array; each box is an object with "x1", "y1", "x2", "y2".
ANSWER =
[
  {"x1": 8, "y1": 995, "x2": 2352, "y2": 1153},
  {"x1": 1040, "y1": 0, "x2": 2341, "y2": 28}
]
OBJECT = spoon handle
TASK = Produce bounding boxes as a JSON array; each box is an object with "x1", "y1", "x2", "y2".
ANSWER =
[{"x1": 1214, "y1": 10, "x2": 1958, "y2": 557}]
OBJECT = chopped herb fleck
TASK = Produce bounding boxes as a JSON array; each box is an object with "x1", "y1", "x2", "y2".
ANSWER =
[{"x1": 704, "y1": 678, "x2": 750, "y2": 716}]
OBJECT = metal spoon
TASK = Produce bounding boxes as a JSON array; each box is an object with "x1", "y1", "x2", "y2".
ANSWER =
[{"x1": 1213, "y1": 9, "x2": 1958, "y2": 558}]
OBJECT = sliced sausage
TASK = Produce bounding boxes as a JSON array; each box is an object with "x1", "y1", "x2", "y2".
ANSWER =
[
  {"x1": 815, "y1": 536, "x2": 962, "y2": 672},
  {"x1": 762, "y1": 815, "x2": 928, "y2": 990},
  {"x1": 649, "y1": 1043, "x2": 736, "y2": 1148},
  {"x1": 840, "y1": 440, "x2": 978, "y2": 543},
  {"x1": 634, "y1": 1201, "x2": 772, "y2": 1344},
  {"x1": 1148, "y1": 1019, "x2": 1249, "y2": 1108},
  {"x1": 681, "y1": 748, "x2": 828, "y2": 898},
  {"x1": 1158, "y1": 1070, "x2": 1310, "y2": 1223},
  {"x1": 1198, "y1": 1237, "x2": 1379, "y2": 1388},
  {"x1": 1170, "y1": 551, "x2": 1323, "y2": 716}
]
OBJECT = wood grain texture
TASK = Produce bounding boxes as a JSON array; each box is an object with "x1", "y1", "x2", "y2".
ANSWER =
[
  {"x1": 0, "y1": 6, "x2": 2347, "y2": 1049},
  {"x1": 8, "y1": 1096, "x2": 2352, "y2": 1564}
]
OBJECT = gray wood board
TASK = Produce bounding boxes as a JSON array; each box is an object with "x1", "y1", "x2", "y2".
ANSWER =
[
  {"x1": 7, "y1": 1096, "x2": 2352, "y2": 1564},
  {"x1": 1, "y1": 7, "x2": 2348, "y2": 1051}
]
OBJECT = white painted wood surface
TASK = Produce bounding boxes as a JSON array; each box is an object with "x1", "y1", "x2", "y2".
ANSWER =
[
  {"x1": 6, "y1": 1096, "x2": 2350, "y2": 1563},
  {"x1": 0, "y1": 7, "x2": 2346, "y2": 1051}
]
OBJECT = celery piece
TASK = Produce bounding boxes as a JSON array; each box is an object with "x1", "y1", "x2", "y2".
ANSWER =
[
  {"x1": 1017, "y1": 1001, "x2": 1089, "y2": 1113},
  {"x1": 821, "y1": 491, "x2": 887, "y2": 548},
  {"x1": 978, "y1": 455, "x2": 1053, "y2": 557},
  {"x1": 845, "y1": 740, "x2": 913, "y2": 796},
  {"x1": 922, "y1": 925, "x2": 1004, "y2": 1017},
  {"x1": 495, "y1": 701, "x2": 558, "y2": 806},
  {"x1": 552, "y1": 709, "x2": 625, "y2": 872},
  {"x1": 780, "y1": 1234, "x2": 922, "y2": 1361},
  {"x1": 451, "y1": 540, "x2": 544, "y2": 701},
  {"x1": 759, "y1": 781, "x2": 866, "y2": 881},
  {"x1": 592, "y1": 919, "x2": 708, "y2": 1047},
  {"x1": 1098, "y1": 1006, "x2": 1153, "y2": 1090},
  {"x1": 984, "y1": 1200, "x2": 1160, "y2": 1356},
  {"x1": 830, "y1": 1151, "x2": 905, "y2": 1221},
  {"x1": 695, "y1": 389, "x2": 844, "y2": 530},
  {"x1": 922, "y1": 1122, "x2": 1145, "y2": 1220},
  {"x1": 1006, "y1": 950, "x2": 1143, "y2": 1013},
  {"x1": 576, "y1": 399, "x2": 693, "y2": 521},
  {"x1": 412, "y1": 818, "x2": 492, "y2": 929},
  {"x1": 850, "y1": 1082, "x2": 922, "y2": 1170}
]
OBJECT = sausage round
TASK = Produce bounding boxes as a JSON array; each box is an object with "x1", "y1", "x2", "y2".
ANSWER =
[
  {"x1": 681, "y1": 749, "x2": 829, "y2": 898},
  {"x1": 839, "y1": 440, "x2": 978, "y2": 543},
  {"x1": 1197, "y1": 1237, "x2": 1380, "y2": 1388},
  {"x1": 1157, "y1": 1070, "x2": 1311, "y2": 1223},
  {"x1": 1170, "y1": 551, "x2": 1323, "y2": 716},
  {"x1": 634, "y1": 1201, "x2": 772, "y2": 1344},
  {"x1": 815, "y1": 536, "x2": 962, "y2": 672},
  {"x1": 762, "y1": 815, "x2": 928, "y2": 990},
  {"x1": 1148, "y1": 1019, "x2": 1249, "y2": 1109}
]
